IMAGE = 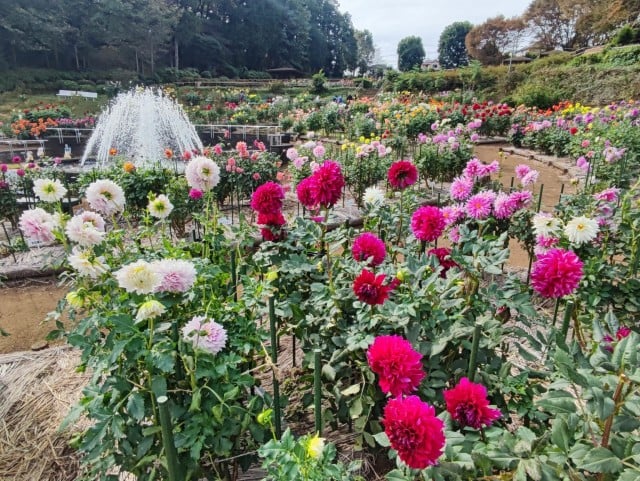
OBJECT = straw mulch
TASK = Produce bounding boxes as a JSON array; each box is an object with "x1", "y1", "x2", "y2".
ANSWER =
[{"x1": 0, "y1": 346, "x2": 88, "y2": 481}]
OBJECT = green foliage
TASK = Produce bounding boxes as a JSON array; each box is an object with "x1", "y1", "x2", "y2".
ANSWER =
[
  {"x1": 611, "y1": 24, "x2": 639, "y2": 46},
  {"x1": 513, "y1": 82, "x2": 565, "y2": 109},
  {"x1": 602, "y1": 45, "x2": 640, "y2": 66},
  {"x1": 311, "y1": 71, "x2": 327, "y2": 95},
  {"x1": 397, "y1": 36, "x2": 426, "y2": 72},
  {"x1": 259, "y1": 429, "x2": 363, "y2": 481},
  {"x1": 438, "y1": 22, "x2": 473, "y2": 69}
]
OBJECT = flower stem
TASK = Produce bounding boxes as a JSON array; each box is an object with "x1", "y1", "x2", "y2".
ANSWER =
[
  {"x1": 467, "y1": 323, "x2": 482, "y2": 382},
  {"x1": 157, "y1": 394, "x2": 183, "y2": 481},
  {"x1": 314, "y1": 348, "x2": 322, "y2": 435}
]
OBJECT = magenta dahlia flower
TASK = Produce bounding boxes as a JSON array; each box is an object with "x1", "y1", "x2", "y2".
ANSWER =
[
  {"x1": 367, "y1": 335, "x2": 425, "y2": 396},
  {"x1": 382, "y1": 396, "x2": 445, "y2": 469},
  {"x1": 308, "y1": 160, "x2": 344, "y2": 208},
  {"x1": 411, "y1": 206, "x2": 445, "y2": 242},
  {"x1": 352, "y1": 232, "x2": 386, "y2": 267},
  {"x1": 444, "y1": 377, "x2": 501, "y2": 429},
  {"x1": 388, "y1": 160, "x2": 418, "y2": 190},
  {"x1": 353, "y1": 269, "x2": 398, "y2": 305},
  {"x1": 296, "y1": 177, "x2": 316, "y2": 210},
  {"x1": 257, "y1": 211, "x2": 286, "y2": 241},
  {"x1": 250, "y1": 181, "x2": 285, "y2": 215},
  {"x1": 531, "y1": 248, "x2": 583, "y2": 298}
]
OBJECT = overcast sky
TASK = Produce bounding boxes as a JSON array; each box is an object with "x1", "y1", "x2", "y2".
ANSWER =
[{"x1": 338, "y1": 0, "x2": 533, "y2": 67}]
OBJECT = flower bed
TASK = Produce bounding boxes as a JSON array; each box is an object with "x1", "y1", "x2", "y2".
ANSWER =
[{"x1": 2, "y1": 92, "x2": 640, "y2": 481}]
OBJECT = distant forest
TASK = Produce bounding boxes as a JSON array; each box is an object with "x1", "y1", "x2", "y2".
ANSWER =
[{"x1": 0, "y1": 0, "x2": 376, "y2": 78}]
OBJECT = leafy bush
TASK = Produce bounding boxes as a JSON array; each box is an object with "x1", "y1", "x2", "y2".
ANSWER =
[
  {"x1": 611, "y1": 24, "x2": 639, "y2": 46},
  {"x1": 311, "y1": 71, "x2": 327, "y2": 94},
  {"x1": 603, "y1": 45, "x2": 640, "y2": 66},
  {"x1": 513, "y1": 82, "x2": 565, "y2": 109}
]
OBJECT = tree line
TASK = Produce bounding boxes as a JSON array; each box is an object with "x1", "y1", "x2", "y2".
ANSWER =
[
  {"x1": 398, "y1": 0, "x2": 640, "y2": 71},
  {"x1": 0, "y1": 0, "x2": 376, "y2": 78}
]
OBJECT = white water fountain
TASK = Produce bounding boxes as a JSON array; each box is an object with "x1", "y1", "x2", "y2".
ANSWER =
[{"x1": 81, "y1": 87, "x2": 203, "y2": 167}]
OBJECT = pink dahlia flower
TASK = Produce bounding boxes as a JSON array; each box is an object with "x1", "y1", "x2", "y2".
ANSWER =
[
  {"x1": 250, "y1": 181, "x2": 285, "y2": 215},
  {"x1": 367, "y1": 335, "x2": 425, "y2": 397},
  {"x1": 411, "y1": 206, "x2": 445, "y2": 242},
  {"x1": 388, "y1": 160, "x2": 418, "y2": 190},
  {"x1": 466, "y1": 192, "x2": 494, "y2": 219},
  {"x1": 531, "y1": 248, "x2": 583, "y2": 298},
  {"x1": 309, "y1": 160, "x2": 345, "y2": 208},
  {"x1": 182, "y1": 316, "x2": 227, "y2": 354},
  {"x1": 152, "y1": 259, "x2": 197, "y2": 293},
  {"x1": 382, "y1": 396, "x2": 445, "y2": 469},
  {"x1": 444, "y1": 377, "x2": 501, "y2": 429},
  {"x1": 352, "y1": 232, "x2": 386, "y2": 267},
  {"x1": 450, "y1": 176, "x2": 474, "y2": 201}
]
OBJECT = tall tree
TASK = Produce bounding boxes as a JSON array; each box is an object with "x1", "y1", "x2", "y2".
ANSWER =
[
  {"x1": 466, "y1": 16, "x2": 525, "y2": 65},
  {"x1": 397, "y1": 36, "x2": 425, "y2": 72},
  {"x1": 355, "y1": 29, "x2": 375, "y2": 75},
  {"x1": 524, "y1": 0, "x2": 598, "y2": 50},
  {"x1": 438, "y1": 21, "x2": 473, "y2": 69}
]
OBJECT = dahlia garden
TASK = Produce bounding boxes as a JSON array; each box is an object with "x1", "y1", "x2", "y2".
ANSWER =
[{"x1": 3, "y1": 94, "x2": 640, "y2": 481}]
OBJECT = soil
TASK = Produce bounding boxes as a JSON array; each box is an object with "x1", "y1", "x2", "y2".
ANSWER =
[
  {"x1": 0, "y1": 143, "x2": 575, "y2": 355},
  {"x1": 0, "y1": 278, "x2": 68, "y2": 354}
]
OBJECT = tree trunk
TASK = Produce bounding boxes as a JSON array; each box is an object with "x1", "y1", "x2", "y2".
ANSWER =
[
  {"x1": 135, "y1": 48, "x2": 139, "y2": 74},
  {"x1": 74, "y1": 44, "x2": 80, "y2": 70},
  {"x1": 174, "y1": 37, "x2": 179, "y2": 70}
]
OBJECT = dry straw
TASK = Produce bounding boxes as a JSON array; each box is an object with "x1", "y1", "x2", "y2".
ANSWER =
[{"x1": 0, "y1": 346, "x2": 88, "y2": 481}]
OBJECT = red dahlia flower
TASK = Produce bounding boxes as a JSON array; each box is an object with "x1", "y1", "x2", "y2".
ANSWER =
[
  {"x1": 388, "y1": 160, "x2": 418, "y2": 190},
  {"x1": 411, "y1": 206, "x2": 445, "y2": 242},
  {"x1": 443, "y1": 377, "x2": 501, "y2": 429},
  {"x1": 352, "y1": 232, "x2": 386, "y2": 267},
  {"x1": 250, "y1": 181, "x2": 285, "y2": 215},
  {"x1": 382, "y1": 396, "x2": 445, "y2": 469},
  {"x1": 531, "y1": 248, "x2": 583, "y2": 298},
  {"x1": 353, "y1": 269, "x2": 398, "y2": 305},
  {"x1": 427, "y1": 247, "x2": 458, "y2": 277},
  {"x1": 367, "y1": 335, "x2": 425, "y2": 396},
  {"x1": 257, "y1": 211, "x2": 286, "y2": 241}
]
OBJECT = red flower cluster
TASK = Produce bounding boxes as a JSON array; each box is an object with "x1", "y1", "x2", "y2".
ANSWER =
[
  {"x1": 250, "y1": 181, "x2": 285, "y2": 215},
  {"x1": 296, "y1": 161, "x2": 345, "y2": 210},
  {"x1": 443, "y1": 377, "x2": 501, "y2": 429},
  {"x1": 427, "y1": 247, "x2": 458, "y2": 277},
  {"x1": 531, "y1": 248, "x2": 583, "y2": 298},
  {"x1": 257, "y1": 212, "x2": 286, "y2": 241},
  {"x1": 367, "y1": 335, "x2": 425, "y2": 396},
  {"x1": 353, "y1": 269, "x2": 398, "y2": 305},
  {"x1": 388, "y1": 160, "x2": 418, "y2": 190},
  {"x1": 411, "y1": 206, "x2": 445, "y2": 242},
  {"x1": 352, "y1": 232, "x2": 386, "y2": 267},
  {"x1": 382, "y1": 396, "x2": 445, "y2": 469},
  {"x1": 251, "y1": 181, "x2": 286, "y2": 241}
]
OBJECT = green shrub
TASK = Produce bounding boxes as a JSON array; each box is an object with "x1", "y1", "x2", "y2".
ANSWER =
[
  {"x1": 310, "y1": 71, "x2": 327, "y2": 94},
  {"x1": 603, "y1": 44, "x2": 640, "y2": 66},
  {"x1": 513, "y1": 82, "x2": 564, "y2": 109},
  {"x1": 611, "y1": 24, "x2": 638, "y2": 46},
  {"x1": 353, "y1": 77, "x2": 373, "y2": 88},
  {"x1": 268, "y1": 81, "x2": 285, "y2": 94}
]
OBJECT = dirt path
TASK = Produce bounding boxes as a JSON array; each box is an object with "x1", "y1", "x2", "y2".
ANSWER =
[{"x1": 0, "y1": 279, "x2": 67, "y2": 354}]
